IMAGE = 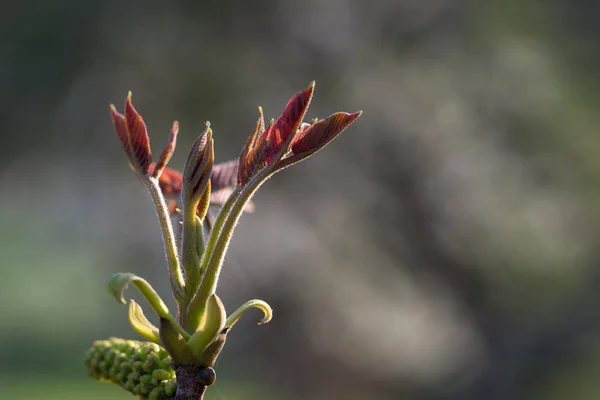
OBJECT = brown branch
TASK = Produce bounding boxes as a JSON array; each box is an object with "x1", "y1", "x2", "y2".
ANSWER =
[{"x1": 173, "y1": 365, "x2": 215, "y2": 400}]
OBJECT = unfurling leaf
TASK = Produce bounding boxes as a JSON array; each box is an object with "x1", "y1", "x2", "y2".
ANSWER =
[
  {"x1": 128, "y1": 300, "x2": 161, "y2": 344},
  {"x1": 237, "y1": 82, "x2": 314, "y2": 185},
  {"x1": 181, "y1": 124, "x2": 215, "y2": 293}
]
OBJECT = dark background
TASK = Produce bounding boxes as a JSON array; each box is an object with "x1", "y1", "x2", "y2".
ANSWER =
[{"x1": 2, "y1": 1, "x2": 600, "y2": 399}]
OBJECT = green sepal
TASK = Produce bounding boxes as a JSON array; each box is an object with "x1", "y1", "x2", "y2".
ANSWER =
[
  {"x1": 196, "y1": 329, "x2": 228, "y2": 368},
  {"x1": 159, "y1": 318, "x2": 194, "y2": 366},
  {"x1": 225, "y1": 299, "x2": 273, "y2": 330},
  {"x1": 187, "y1": 293, "x2": 226, "y2": 361},
  {"x1": 128, "y1": 300, "x2": 161, "y2": 344},
  {"x1": 108, "y1": 273, "x2": 190, "y2": 341}
]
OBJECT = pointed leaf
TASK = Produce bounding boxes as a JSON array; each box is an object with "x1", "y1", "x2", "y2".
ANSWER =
[
  {"x1": 290, "y1": 111, "x2": 362, "y2": 158},
  {"x1": 159, "y1": 318, "x2": 194, "y2": 365},
  {"x1": 128, "y1": 300, "x2": 161, "y2": 344},
  {"x1": 237, "y1": 82, "x2": 314, "y2": 186},
  {"x1": 108, "y1": 273, "x2": 170, "y2": 318},
  {"x1": 263, "y1": 82, "x2": 314, "y2": 163},
  {"x1": 190, "y1": 98, "x2": 306, "y2": 315},
  {"x1": 182, "y1": 124, "x2": 214, "y2": 208},
  {"x1": 124, "y1": 92, "x2": 153, "y2": 174},
  {"x1": 224, "y1": 299, "x2": 272, "y2": 330},
  {"x1": 187, "y1": 294, "x2": 226, "y2": 361}
]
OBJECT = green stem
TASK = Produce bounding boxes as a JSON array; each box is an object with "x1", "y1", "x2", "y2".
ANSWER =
[
  {"x1": 190, "y1": 168, "x2": 271, "y2": 320},
  {"x1": 185, "y1": 187, "x2": 242, "y2": 325},
  {"x1": 145, "y1": 177, "x2": 185, "y2": 300}
]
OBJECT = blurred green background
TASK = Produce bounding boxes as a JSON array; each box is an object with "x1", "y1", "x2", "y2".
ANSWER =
[{"x1": 2, "y1": 1, "x2": 600, "y2": 399}]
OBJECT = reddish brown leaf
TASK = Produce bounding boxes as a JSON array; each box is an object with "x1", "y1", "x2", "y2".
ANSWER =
[
  {"x1": 110, "y1": 105, "x2": 133, "y2": 163},
  {"x1": 211, "y1": 187, "x2": 255, "y2": 212},
  {"x1": 182, "y1": 125, "x2": 214, "y2": 220},
  {"x1": 196, "y1": 180, "x2": 211, "y2": 220},
  {"x1": 124, "y1": 93, "x2": 153, "y2": 174},
  {"x1": 151, "y1": 161, "x2": 252, "y2": 215},
  {"x1": 263, "y1": 82, "x2": 314, "y2": 163},
  {"x1": 150, "y1": 164, "x2": 183, "y2": 198},
  {"x1": 290, "y1": 111, "x2": 362, "y2": 158},
  {"x1": 238, "y1": 108, "x2": 266, "y2": 186},
  {"x1": 211, "y1": 160, "x2": 239, "y2": 189},
  {"x1": 152, "y1": 121, "x2": 179, "y2": 178}
]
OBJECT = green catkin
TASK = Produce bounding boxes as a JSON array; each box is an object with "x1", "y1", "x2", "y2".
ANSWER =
[{"x1": 85, "y1": 338, "x2": 176, "y2": 399}]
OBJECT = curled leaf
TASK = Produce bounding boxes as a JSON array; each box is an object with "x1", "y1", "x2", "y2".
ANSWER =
[
  {"x1": 159, "y1": 318, "x2": 194, "y2": 365},
  {"x1": 224, "y1": 299, "x2": 272, "y2": 330},
  {"x1": 107, "y1": 273, "x2": 170, "y2": 318},
  {"x1": 187, "y1": 294, "x2": 226, "y2": 361},
  {"x1": 128, "y1": 300, "x2": 161, "y2": 344}
]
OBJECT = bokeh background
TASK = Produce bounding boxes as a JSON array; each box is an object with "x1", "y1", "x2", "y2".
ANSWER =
[{"x1": 2, "y1": 1, "x2": 600, "y2": 399}]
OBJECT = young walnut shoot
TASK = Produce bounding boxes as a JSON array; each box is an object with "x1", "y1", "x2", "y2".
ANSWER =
[{"x1": 85, "y1": 82, "x2": 362, "y2": 400}]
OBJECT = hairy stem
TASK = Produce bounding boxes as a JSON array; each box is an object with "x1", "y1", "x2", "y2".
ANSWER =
[
  {"x1": 192, "y1": 167, "x2": 271, "y2": 318},
  {"x1": 145, "y1": 176, "x2": 185, "y2": 300},
  {"x1": 186, "y1": 187, "x2": 241, "y2": 327}
]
